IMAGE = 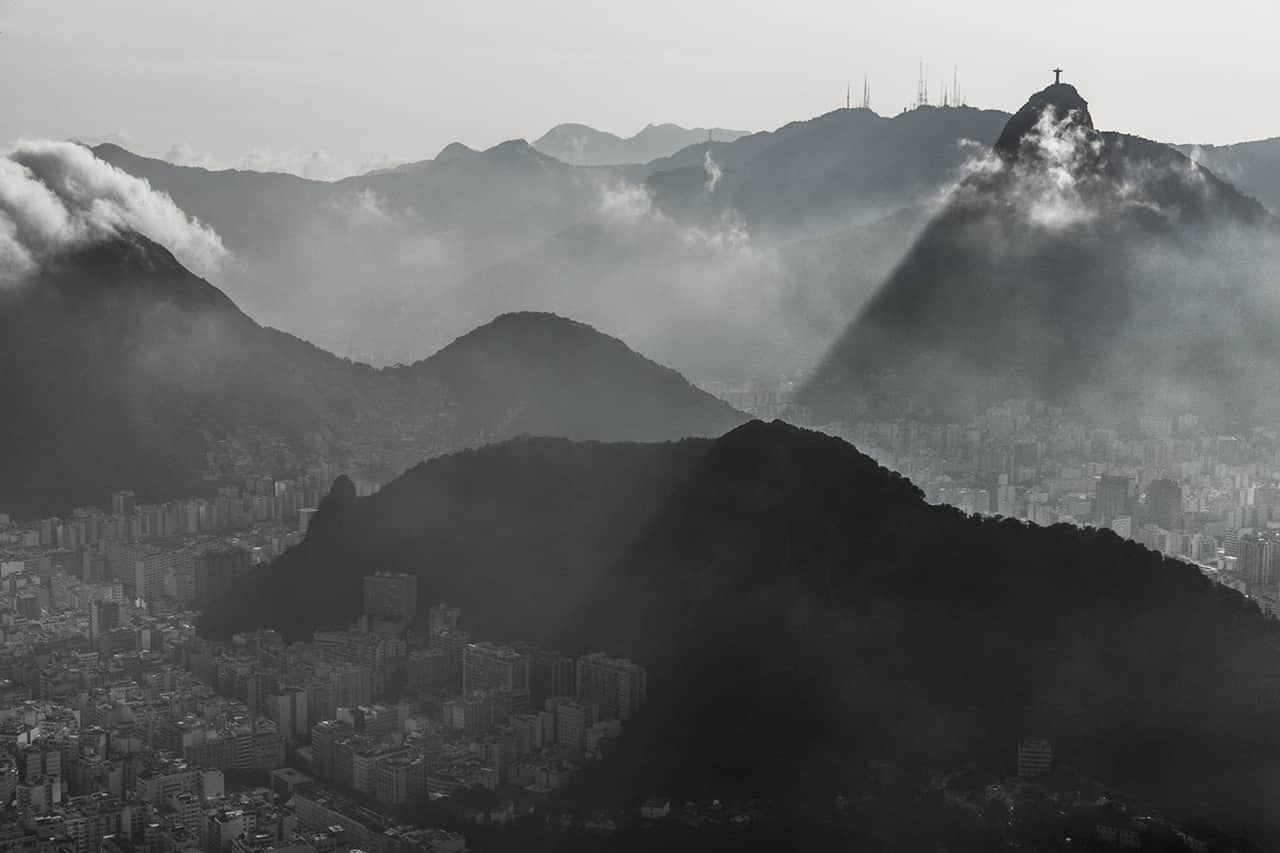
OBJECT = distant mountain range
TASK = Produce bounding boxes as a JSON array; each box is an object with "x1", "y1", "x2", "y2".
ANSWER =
[
  {"x1": 90, "y1": 139, "x2": 605, "y2": 355},
  {"x1": 0, "y1": 231, "x2": 741, "y2": 518},
  {"x1": 800, "y1": 83, "x2": 1280, "y2": 427},
  {"x1": 1177, "y1": 137, "x2": 1280, "y2": 213},
  {"x1": 88, "y1": 100, "x2": 1280, "y2": 393},
  {"x1": 531, "y1": 122, "x2": 750, "y2": 166},
  {"x1": 643, "y1": 104, "x2": 1012, "y2": 233},
  {"x1": 201, "y1": 419, "x2": 1280, "y2": 843},
  {"x1": 89, "y1": 107, "x2": 1021, "y2": 381}
]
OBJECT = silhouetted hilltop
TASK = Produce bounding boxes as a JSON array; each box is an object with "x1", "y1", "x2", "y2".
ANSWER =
[
  {"x1": 0, "y1": 233, "x2": 375, "y2": 517},
  {"x1": 0, "y1": 235, "x2": 739, "y2": 517},
  {"x1": 395, "y1": 312, "x2": 745, "y2": 443},
  {"x1": 799, "y1": 80, "x2": 1278, "y2": 426},
  {"x1": 644, "y1": 105, "x2": 1012, "y2": 233},
  {"x1": 433, "y1": 141, "x2": 478, "y2": 161},
  {"x1": 994, "y1": 82, "x2": 1094, "y2": 157},
  {"x1": 533, "y1": 122, "x2": 750, "y2": 166},
  {"x1": 199, "y1": 434, "x2": 712, "y2": 643},
  {"x1": 204, "y1": 420, "x2": 1280, "y2": 841}
]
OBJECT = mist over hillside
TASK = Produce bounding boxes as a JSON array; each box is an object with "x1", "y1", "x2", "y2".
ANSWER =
[
  {"x1": 91, "y1": 106, "x2": 1014, "y2": 382},
  {"x1": 1179, "y1": 137, "x2": 1280, "y2": 214},
  {"x1": 0, "y1": 140, "x2": 741, "y2": 516},
  {"x1": 801, "y1": 83, "x2": 1280, "y2": 428}
]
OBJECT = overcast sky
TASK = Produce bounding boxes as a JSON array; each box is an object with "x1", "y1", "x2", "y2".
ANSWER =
[{"x1": 2, "y1": 0, "x2": 1277, "y2": 179}]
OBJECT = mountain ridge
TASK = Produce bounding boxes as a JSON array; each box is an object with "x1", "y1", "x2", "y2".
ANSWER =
[
  {"x1": 203, "y1": 419, "x2": 1280, "y2": 842},
  {"x1": 532, "y1": 122, "x2": 751, "y2": 166},
  {"x1": 0, "y1": 232, "x2": 742, "y2": 518},
  {"x1": 798, "y1": 81, "x2": 1280, "y2": 426}
]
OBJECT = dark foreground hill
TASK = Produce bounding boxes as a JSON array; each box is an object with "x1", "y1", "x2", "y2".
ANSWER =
[
  {"x1": 799, "y1": 82, "x2": 1280, "y2": 427},
  {"x1": 203, "y1": 420, "x2": 1280, "y2": 843},
  {"x1": 0, "y1": 233, "x2": 740, "y2": 518}
]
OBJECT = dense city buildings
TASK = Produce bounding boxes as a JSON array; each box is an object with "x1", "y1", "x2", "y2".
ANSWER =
[
  {"x1": 6, "y1": 390, "x2": 1272, "y2": 851},
  {"x1": 808, "y1": 397, "x2": 1280, "y2": 622},
  {"x1": 461, "y1": 643, "x2": 530, "y2": 699},
  {"x1": 0, "y1": 465, "x2": 658, "y2": 852}
]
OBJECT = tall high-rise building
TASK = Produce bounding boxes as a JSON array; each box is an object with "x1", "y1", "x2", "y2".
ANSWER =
[
  {"x1": 110, "y1": 491, "x2": 135, "y2": 518},
  {"x1": 1148, "y1": 478, "x2": 1183, "y2": 531},
  {"x1": 330, "y1": 666, "x2": 373, "y2": 710},
  {"x1": 363, "y1": 573, "x2": 418, "y2": 624},
  {"x1": 1094, "y1": 474, "x2": 1132, "y2": 524},
  {"x1": 575, "y1": 653, "x2": 647, "y2": 721},
  {"x1": 1012, "y1": 441, "x2": 1039, "y2": 470},
  {"x1": 0, "y1": 758, "x2": 15, "y2": 809},
  {"x1": 1017, "y1": 738, "x2": 1052, "y2": 777},
  {"x1": 550, "y1": 700, "x2": 596, "y2": 755},
  {"x1": 462, "y1": 642, "x2": 531, "y2": 698},
  {"x1": 1240, "y1": 536, "x2": 1278, "y2": 586},
  {"x1": 532, "y1": 650, "x2": 576, "y2": 707},
  {"x1": 268, "y1": 688, "x2": 310, "y2": 743},
  {"x1": 430, "y1": 628, "x2": 471, "y2": 680},
  {"x1": 428, "y1": 603, "x2": 460, "y2": 635},
  {"x1": 90, "y1": 600, "x2": 120, "y2": 643},
  {"x1": 298, "y1": 507, "x2": 318, "y2": 535}
]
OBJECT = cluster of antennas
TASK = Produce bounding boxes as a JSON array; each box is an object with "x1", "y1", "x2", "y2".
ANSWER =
[
  {"x1": 856, "y1": 65, "x2": 1065, "y2": 115},
  {"x1": 911, "y1": 63, "x2": 966, "y2": 111},
  {"x1": 845, "y1": 76, "x2": 872, "y2": 111}
]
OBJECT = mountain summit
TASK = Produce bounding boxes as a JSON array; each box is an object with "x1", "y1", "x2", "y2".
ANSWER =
[
  {"x1": 799, "y1": 80, "x2": 1277, "y2": 426},
  {"x1": 994, "y1": 82, "x2": 1094, "y2": 157}
]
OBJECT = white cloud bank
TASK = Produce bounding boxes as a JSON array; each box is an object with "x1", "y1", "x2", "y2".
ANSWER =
[{"x1": 0, "y1": 140, "x2": 227, "y2": 283}]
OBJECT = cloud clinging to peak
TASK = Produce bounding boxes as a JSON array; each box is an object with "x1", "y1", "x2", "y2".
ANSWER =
[{"x1": 0, "y1": 140, "x2": 227, "y2": 283}]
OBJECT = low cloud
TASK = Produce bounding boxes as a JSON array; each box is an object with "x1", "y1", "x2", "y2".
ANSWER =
[
  {"x1": 0, "y1": 140, "x2": 228, "y2": 283},
  {"x1": 953, "y1": 107, "x2": 1223, "y2": 232},
  {"x1": 704, "y1": 150, "x2": 723, "y2": 193},
  {"x1": 953, "y1": 108, "x2": 1102, "y2": 229}
]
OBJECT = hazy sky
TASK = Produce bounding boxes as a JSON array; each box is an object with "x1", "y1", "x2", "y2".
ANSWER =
[{"x1": 2, "y1": 0, "x2": 1277, "y2": 178}]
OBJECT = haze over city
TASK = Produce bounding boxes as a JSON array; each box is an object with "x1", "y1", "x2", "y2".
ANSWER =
[{"x1": 7, "y1": 2, "x2": 1280, "y2": 851}]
